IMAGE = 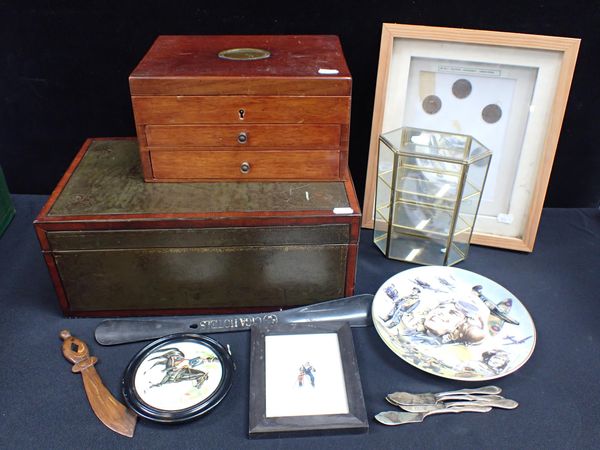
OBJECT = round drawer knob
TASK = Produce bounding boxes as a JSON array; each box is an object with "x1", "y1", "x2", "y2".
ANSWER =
[
  {"x1": 237, "y1": 132, "x2": 248, "y2": 144},
  {"x1": 240, "y1": 161, "x2": 251, "y2": 174}
]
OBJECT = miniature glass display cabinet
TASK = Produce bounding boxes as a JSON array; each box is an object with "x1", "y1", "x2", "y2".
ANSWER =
[{"x1": 374, "y1": 127, "x2": 491, "y2": 266}]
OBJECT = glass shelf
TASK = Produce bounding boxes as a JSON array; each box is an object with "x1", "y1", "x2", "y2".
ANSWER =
[{"x1": 389, "y1": 201, "x2": 471, "y2": 237}]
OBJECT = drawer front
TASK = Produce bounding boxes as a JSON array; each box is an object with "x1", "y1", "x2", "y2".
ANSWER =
[
  {"x1": 145, "y1": 124, "x2": 341, "y2": 148},
  {"x1": 150, "y1": 150, "x2": 340, "y2": 180},
  {"x1": 132, "y1": 96, "x2": 351, "y2": 124},
  {"x1": 53, "y1": 245, "x2": 348, "y2": 311}
]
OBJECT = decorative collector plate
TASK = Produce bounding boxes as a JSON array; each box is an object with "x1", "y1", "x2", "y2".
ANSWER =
[
  {"x1": 122, "y1": 334, "x2": 234, "y2": 423},
  {"x1": 372, "y1": 266, "x2": 536, "y2": 381}
]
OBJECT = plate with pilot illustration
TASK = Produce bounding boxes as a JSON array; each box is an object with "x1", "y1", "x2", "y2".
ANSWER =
[
  {"x1": 122, "y1": 333, "x2": 234, "y2": 423},
  {"x1": 372, "y1": 266, "x2": 536, "y2": 381}
]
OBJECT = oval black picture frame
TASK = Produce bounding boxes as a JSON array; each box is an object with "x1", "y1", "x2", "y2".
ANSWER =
[{"x1": 122, "y1": 333, "x2": 234, "y2": 423}]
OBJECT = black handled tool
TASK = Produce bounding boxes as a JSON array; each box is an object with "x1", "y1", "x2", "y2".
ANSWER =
[{"x1": 95, "y1": 294, "x2": 374, "y2": 345}]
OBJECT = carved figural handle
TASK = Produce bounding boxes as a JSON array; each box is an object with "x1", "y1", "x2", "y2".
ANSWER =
[
  {"x1": 60, "y1": 330, "x2": 98, "y2": 372},
  {"x1": 60, "y1": 330, "x2": 137, "y2": 438}
]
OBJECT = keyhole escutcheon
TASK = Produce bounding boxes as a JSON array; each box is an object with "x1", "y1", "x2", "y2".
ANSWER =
[{"x1": 238, "y1": 109, "x2": 245, "y2": 120}]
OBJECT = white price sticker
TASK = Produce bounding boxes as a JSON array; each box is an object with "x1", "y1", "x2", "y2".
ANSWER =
[
  {"x1": 333, "y1": 207, "x2": 354, "y2": 215},
  {"x1": 496, "y1": 213, "x2": 514, "y2": 224},
  {"x1": 318, "y1": 68, "x2": 339, "y2": 75}
]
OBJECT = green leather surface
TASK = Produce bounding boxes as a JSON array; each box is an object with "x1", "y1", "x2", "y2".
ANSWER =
[
  {"x1": 54, "y1": 244, "x2": 348, "y2": 311},
  {"x1": 48, "y1": 140, "x2": 350, "y2": 216}
]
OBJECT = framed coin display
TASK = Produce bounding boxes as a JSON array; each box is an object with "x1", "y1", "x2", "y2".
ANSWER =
[
  {"x1": 122, "y1": 334, "x2": 234, "y2": 423},
  {"x1": 363, "y1": 24, "x2": 580, "y2": 252}
]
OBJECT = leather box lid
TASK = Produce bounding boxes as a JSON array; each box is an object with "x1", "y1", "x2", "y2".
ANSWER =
[
  {"x1": 36, "y1": 139, "x2": 360, "y2": 221},
  {"x1": 129, "y1": 35, "x2": 351, "y2": 96}
]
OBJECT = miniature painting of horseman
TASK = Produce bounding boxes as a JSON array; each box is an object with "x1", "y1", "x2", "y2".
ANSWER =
[{"x1": 147, "y1": 347, "x2": 212, "y2": 389}]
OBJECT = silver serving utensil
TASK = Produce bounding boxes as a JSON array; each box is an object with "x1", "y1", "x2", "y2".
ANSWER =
[
  {"x1": 375, "y1": 405, "x2": 493, "y2": 426},
  {"x1": 386, "y1": 393, "x2": 504, "y2": 408},
  {"x1": 398, "y1": 397, "x2": 519, "y2": 413},
  {"x1": 386, "y1": 385, "x2": 502, "y2": 406},
  {"x1": 386, "y1": 393, "x2": 503, "y2": 407}
]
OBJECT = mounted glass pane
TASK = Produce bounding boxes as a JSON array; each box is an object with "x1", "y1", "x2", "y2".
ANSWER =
[{"x1": 374, "y1": 139, "x2": 396, "y2": 254}]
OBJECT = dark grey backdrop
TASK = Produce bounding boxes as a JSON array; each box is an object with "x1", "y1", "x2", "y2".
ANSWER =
[{"x1": 1, "y1": 0, "x2": 598, "y2": 207}]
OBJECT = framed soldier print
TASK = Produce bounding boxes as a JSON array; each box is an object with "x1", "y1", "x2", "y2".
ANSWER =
[{"x1": 248, "y1": 322, "x2": 368, "y2": 437}]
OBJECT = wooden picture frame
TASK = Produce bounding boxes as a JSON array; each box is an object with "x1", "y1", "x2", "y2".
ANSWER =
[
  {"x1": 248, "y1": 321, "x2": 368, "y2": 438},
  {"x1": 362, "y1": 24, "x2": 580, "y2": 251}
]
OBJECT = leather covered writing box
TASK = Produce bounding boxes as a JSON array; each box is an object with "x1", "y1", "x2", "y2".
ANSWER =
[
  {"x1": 34, "y1": 138, "x2": 361, "y2": 317},
  {"x1": 129, "y1": 35, "x2": 352, "y2": 182}
]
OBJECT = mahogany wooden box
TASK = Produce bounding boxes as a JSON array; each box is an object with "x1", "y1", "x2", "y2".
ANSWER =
[
  {"x1": 34, "y1": 139, "x2": 361, "y2": 317},
  {"x1": 129, "y1": 35, "x2": 352, "y2": 182}
]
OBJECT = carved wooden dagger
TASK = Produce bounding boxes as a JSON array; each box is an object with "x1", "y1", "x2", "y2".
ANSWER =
[
  {"x1": 60, "y1": 330, "x2": 137, "y2": 437},
  {"x1": 95, "y1": 294, "x2": 374, "y2": 345}
]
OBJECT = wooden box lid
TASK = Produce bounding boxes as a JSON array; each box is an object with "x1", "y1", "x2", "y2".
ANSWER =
[{"x1": 129, "y1": 35, "x2": 351, "y2": 96}]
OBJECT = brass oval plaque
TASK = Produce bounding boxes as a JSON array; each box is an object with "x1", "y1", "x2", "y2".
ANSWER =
[{"x1": 218, "y1": 48, "x2": 271, "y2": 61}]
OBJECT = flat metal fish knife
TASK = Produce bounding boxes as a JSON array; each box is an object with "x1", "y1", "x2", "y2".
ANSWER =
[
  {"x1": 375, "y1": 405, "x2": 493, "y2": 426},
  {"x1": 386, "y1": 385, "x2": 502, "y2": 406},
  {"x1": 397, "y1": 397, "x2": 518, "y2": 413}
]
